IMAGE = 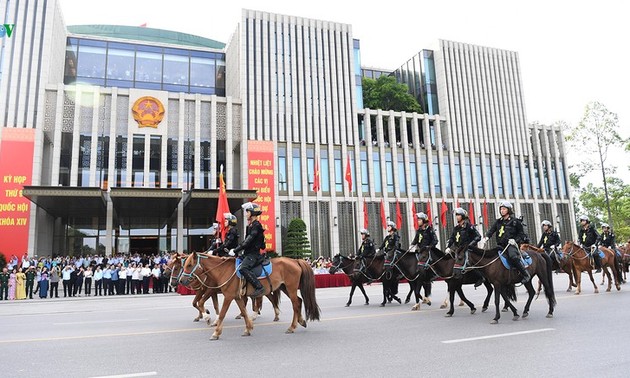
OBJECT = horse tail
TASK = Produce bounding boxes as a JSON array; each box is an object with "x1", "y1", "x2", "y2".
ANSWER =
[
  {"x1": 505, "y1": 284, "x2": 517, "y2": 302},
  {"x1": 541, "y1": 252, "x2": 557, "y2": 307},
  {"x1": 297, "y1": 259, "x2": 321, "y2": 321}
]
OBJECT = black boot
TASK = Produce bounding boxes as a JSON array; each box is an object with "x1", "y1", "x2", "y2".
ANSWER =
[
  {"x1": 514, "y1": 260, "x2": 531, "y2": 284},
  {"x1": 474, "y1": 271, "x2": 485, "y2": 288},
  {"x1": 593, "y1": 252, "x2": 602, "y2": 273},
  {"x1": 242, "y1": 270, "x2": 265, "y2": 297}
]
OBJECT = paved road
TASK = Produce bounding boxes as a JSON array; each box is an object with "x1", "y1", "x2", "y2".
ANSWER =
[{"x1": 1, "y1": 273, "x2": 629, "y2": 378}]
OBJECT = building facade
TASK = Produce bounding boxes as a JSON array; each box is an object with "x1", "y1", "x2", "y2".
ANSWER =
[{"x1": 0, "y1": 2, "x2": 576, "y2": 259}]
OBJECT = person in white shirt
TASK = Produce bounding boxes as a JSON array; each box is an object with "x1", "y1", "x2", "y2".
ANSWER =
[
  {"x1": 126, "y1": 265, "x2": 133, "y2": 295},
  {"x1": 93, "y1": 267, "x2": 103, "y2": 296},
  {"x1": 151, "y1": 266, "x2": 161, "y2": 293},
  {"x1": 83, "y1": 267, "x2": 93, "y2": 296},
  {"x1": 131, "y1": 264, "x2": 141, "y2": 294},
  {"x1": 141, "y1": 265, "x2": 151, "y2": 294},
  {"x1": 118, "y1": 266, "x2": 127, "y2": 295},
  {"x1": 62, "y1": 265, "x2": 73, "y2": 297},
  {"x1": 102, "y1": 266, "x2": 112, "y2": 296}
]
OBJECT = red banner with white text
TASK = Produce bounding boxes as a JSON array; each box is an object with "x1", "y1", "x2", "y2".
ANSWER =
[
  {"x1": 247, "y1": 141, "x2": 276, "y2": 252},
  {"x1": 0, "y1": 128, "x2": 35, "y2": 262}
]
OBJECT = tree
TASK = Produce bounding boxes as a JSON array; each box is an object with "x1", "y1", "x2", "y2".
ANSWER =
[
  {"x1": 283, "y1": 218, "x2": 311, "y2": 259},
  {"x1": 577, "y1": 177, "x2": 630, "y2": 242},
  {"x1": 566, "y1": 102, "x2": 627, "y2": 225},
  {"x1": 362, "y1": 76, "x2": 423, "y2": 113}
]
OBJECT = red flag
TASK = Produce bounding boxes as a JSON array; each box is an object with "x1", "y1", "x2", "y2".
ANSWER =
[
  {"x1": 396, "y1": 201, "x2": 403, "y2": 230},
  {"x1": 380, "y1": 199, "x2": 387, "y2": 229},
  {"x1": 312, "y1": 159, "x2": 320, "y2": 192},
  {"x1": 455, "y1": 200, "x2": 460, "y2": 209},
  {"x1": 345, "y1": 154, "x2": 353, "y2": 193},
  {"x1": 426, "y1": 201, "x2": 432, "y2": 223},
  {"x1": 363, "y1": 199, "x2": 369, "y2": 229},
  {"x1": 468, "y1": 202, "x2": 475, "y2": 224},
  {"x1": 440, "y1": 200, "x2": 448, "y2": 228},
  {"x1": 216, "y1": 168, "x2": 230, "y2": 240},
  {"x1": 411, "y1": 202, "x2": 418, "y2": 230},
  {"x1": 483, "y1": 200, "x2": 489, "y2": 227}
]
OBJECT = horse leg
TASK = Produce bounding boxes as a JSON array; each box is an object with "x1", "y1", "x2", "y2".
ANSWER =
[
  {"x1": 346, "y1": 283, "x2": 357, "y2": 307},
  {"x1": 209, "y1": 291, "x2": 220, "y2": 327},
  {"x1": 491, "y1": 284, "x2": 501, "y2": 324},
  {"x1": 440, "y1": 297, "x2": 449, "y2": 309},
  {"x1": 380, "y1": 282, "x2": 388, "y2": 307},
  {"x1": 574, "y1": 266, "x2": 582, "y2": 295},
  {"x1": 234, "y1": 297, "x2": 254, "y2": 337},
  {"x1": 235, "y1": 296, "x2": 247, "y2": 319},
  {"x1": 482, "y1": 281, "x2": 493, "y2": 312},
  {"x1": 210, "y1": 296, "x2": 234, "y2": 341},
  {"x1": 357, "y1": 283, "x2": 369, "y2": 305},
  {"x1": 411, "y1": 280, "x2": 422, "y2": 311},
  {"x1": 192, "y1": 292, "x2": 202, "y2": 322},
  {"x1": 445, "y1": 282, "x2": 456, "y2": 317},
  {"x1": 405, "y1": 281, "x2": 414, "y2": 304},
  {"x1": 536, "y1": 279, "x2": 542, "y2": 297},
  {"x1": 265, "y1": 290, "x2": 281, "y2": 321},
  {"x1": 250, "y1": 297, "x2": 262, "y2": 321},
  {"x1": 522, "y1": 282, "x2": 535, "y2": 318},
  {"x1": 455, "y1": 285, "x2": 476, "y2": 314},
  {"x1": 586, "y1": 269, "x2": 598, "y2": 294},
  {"x1": 499, "y1": 286, "x2": 519, "y2": 321},
  {"x1": 422, "y1": 282, "x2": 432, "y2": 306},
  {"x1": 285, "y1": 288, "x2": 302, "y2": 333},
  {"x1": 604, "y1": 266, "x2": 612, "y2": 292},
  {"x1": 198, "y1": 290, "x2": 213, "y2": 325}
]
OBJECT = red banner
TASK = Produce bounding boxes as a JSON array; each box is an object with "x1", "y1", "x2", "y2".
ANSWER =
[
  {"x1": 247, "y1": 141, "x2": 276, "y2": 252},
  {"x1": 0, "y1": 128, "x2": 35, "y2": 262}
]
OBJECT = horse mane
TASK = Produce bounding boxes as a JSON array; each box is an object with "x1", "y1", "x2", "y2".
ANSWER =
[{"x1": 521, "y1": 244, "x2": 543, "y2": 253}]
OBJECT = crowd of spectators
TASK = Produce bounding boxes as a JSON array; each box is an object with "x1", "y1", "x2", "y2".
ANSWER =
[{"x1": 0, "y1": 253, "x2": 174, "y2": 301}]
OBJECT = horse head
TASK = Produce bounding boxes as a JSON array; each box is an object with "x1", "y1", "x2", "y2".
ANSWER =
[
  {"x1": 328, "y1": 254, "x2": 343, "y2": 274},
  {"x1": 180, "y1": 251, "x2": 200, "y2": 286},
  {"x1": 167, "y1": 253, "x2": 187, "y2": 288},
  {"x1": 452, "y1": 245, "x2": 471, "y2": 277},
  {"x1": 562, "y1": 241, "x2": 582, "y2": 256}
]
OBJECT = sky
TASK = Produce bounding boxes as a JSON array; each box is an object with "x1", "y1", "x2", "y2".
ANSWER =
[{"x1": 57, "y1": 0, "x2": 628, "y2": 179}]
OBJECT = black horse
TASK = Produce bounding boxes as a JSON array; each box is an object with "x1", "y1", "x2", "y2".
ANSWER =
[
  {"x1": 454, "y1": 245, "x2": 556, "y2": 324},
  {"x1": 416, "y1": 246, "x2": 494, "y2": 316},
  {"x1": 329, "y1": 254, "x2": 371, "y2": 306},
  {"x1": 382, "y1": 249, "x2": 429, "y2": 308}
]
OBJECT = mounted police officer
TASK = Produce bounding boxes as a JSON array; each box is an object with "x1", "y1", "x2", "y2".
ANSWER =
[
  {"x1": 355, "y1": 228, "x2": 376, "y2": 273},
  {"x1": 480, "y1": 201, "x2": 531, "y2": 284},
  {"x1": 221, "y1": 213, "x2": 239, "y2": 257},
  {"x1": 446, "y1": 208, "x2": 483, "y2": 286},
  {"x1": 538, "y1": 220, "x2": 561, "y2": 264},
  {"x1": 599, "y1": 223, "x2": 617, "y2": 250},
  {"x1": 229, "y1": 202, "x2": 266, "y2": 297},
  {"x1": 207, "y1": 223, "x2": 223, "y2": 255},
  {"x1": 410, "y1": 213, "x2": 438, "y2": 252},
  {"x1": 377, "y1": 221, "x2": 401, "y2": 304},
  {"x1": 577, "y1": 215, "x2": 601, "y2": 273}
]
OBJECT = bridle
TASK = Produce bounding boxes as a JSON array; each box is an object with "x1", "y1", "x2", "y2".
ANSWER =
[
  {"x1": 330, "y1": 256, "x2": 355, "y2": 274},
  {"x1": 181, "y1": 253, "x2": 237, "y2": 290}
]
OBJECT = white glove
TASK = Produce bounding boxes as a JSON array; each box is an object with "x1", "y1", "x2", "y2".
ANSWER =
[
  {"x1": 376, "y1": 248, "x2": 381, "y2": 254},
  {"x1": 445, "y1": 247, "x2": 452, "y2": 255},
  {"x1": 508, "y1": 239, "x2": 517, "y2": 247},
  {"x1": 228, "y1": 249, "x2": 235, "y2": 257},
  {"x1": 479, "y1": 237, "x2": 488, "y2": 249},
  {"x1": 550, "y1": 245, "x2": 556, "y2": 251}
]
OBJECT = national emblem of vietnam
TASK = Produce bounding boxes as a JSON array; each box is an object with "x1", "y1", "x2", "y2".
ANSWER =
[{"x1": 131, "y1": 96, "x2": 165, "y2": 128}]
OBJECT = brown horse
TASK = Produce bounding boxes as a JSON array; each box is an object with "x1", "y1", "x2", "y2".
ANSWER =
[
  {"x1": 180, "y1": 252, "x2": 320, "y2": 340},
  {"x1": 165, "y1": 253, "x2": 279, "y2": 325},
  {"x1": 620, "y1": 244, "x2": 630, "y2": 281},
  {"x1": 454, "y1": 245, "x2": 556, "y2": 324},
  {"x1": 520, "y1": 244, "x2": 576, "y2": 293},
  {"x1": 562, "y1": 242, "x2": 621, "y2": 294}
]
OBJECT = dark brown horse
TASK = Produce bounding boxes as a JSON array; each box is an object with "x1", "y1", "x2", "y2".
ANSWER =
[
  {"x1": 181, "y1": 253, "x2": 320, "y2": 340},
  {"x1": 329, "y1": 255, "x2": 370, "y2": 306},
  {"x1": 562, "y1": 242, "x2": 621, "y2": 294},
  {"x1": 520, "y1": 244, "x2": 576, "y2": 293},
  {"x1": 454, "y1": 245, "x2": 556, "y2": 324},
  {"x1": 416, "y1": 246, "x2": 494, "y2": 315},
  {"x1": 620, "y1": 244, "x2": 630, "y2": 282}
]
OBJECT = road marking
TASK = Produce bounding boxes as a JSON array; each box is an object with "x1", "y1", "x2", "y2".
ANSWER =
[
  {"x1": 441, "y1": 328, "x2": 555, "y2": 344},
  {"x1": 53, "y1": 318, "x2": 148, "y2": 325},
  {"x1": 89, "y1": 372, "x2": 157, "y2": 378}
]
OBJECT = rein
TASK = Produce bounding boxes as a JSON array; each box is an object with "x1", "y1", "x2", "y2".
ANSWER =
[
  {"x1": 460, "y1": 248, "x2": 502, "y2": 273},
  {"x1": 182, "y1": 254, "x2": 237, "y2": 290}
]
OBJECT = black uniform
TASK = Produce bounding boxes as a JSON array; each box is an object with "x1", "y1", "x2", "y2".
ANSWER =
[
  {"x1": 600, "y1": 231, "x2": 616, "y2": 249},
  {"x1": 0, "y1": 271, "x2": 9, "y2": 300},
  {"x1": 411, "y1": 225, "x2": 438, "y2": 250},
  {"x1": 208, "y1": 236, "x2": 223, "y2": 256},
  {"x1": 379, "y1": 232, "x2": 401, "y2": 261},
  {"x1": 356, "y1": 237, "x2": 376, "y2": 259},
  {"x1": 486, "y1": 216, "x2": 530, "y2": 283},
  {"x1": 234, "y1": 220, "x2": 266, "y2": 294},
  {"x1": 446, "y1": 222, "x2": 481, "y2": 250},
  {"x1": 579, "y1": 224, "x2": 602, "y2": 270},
  {"x1": 221, "y1": 227, "x2": 239, "y2": 256},
  {"x1": 537, "y1": 230, "x2": 561, "y2": 253}
]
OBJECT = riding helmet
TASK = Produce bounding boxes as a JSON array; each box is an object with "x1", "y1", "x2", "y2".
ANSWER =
[
  {"x1": 578, "y1": 214, "x2": 589, "y2": 223},
  {"x1": 224, "y1": 213, "x2": 237, "y2": 226},
  {"x1": 415, "y1": 212, "x2": 428, "y2": 220},
  {"x1": 386, "y1": 220, "x2": 397, "y2": 230},
  {"x1": 453, "y1": 207, "x2": 468, "y2": 218},
  {"x1": 360, "y1": 228, "x2": 370, "y2": 236},
  {"x1": 242, "y1": 202, "x2": 263, "y2": 216},
  {"x1": 541, "y1": 220, "x2": 552, "y2": 227}
]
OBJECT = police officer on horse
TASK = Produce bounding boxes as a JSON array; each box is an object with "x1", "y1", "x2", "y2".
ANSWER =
[
  {"x1": 538, "y1": 220, "x2": 561, "y2": 264},
  {"x1": 377, "y1": 220, "x2": 401, "y2": 304},
  {"x1": 445, "y1": 207, "x2": 483, "y2": 286},
  {"x1": 480, "y1": 201, "x2": 531, "y2": 284},
  {"x1": 410, "y1": 212, "x2": 438, "y2": 252},
  {"x1": 599, "y1": 223, "x2": 617, "y2": 251},
  {"x1": 578, "y1": 215, "x2": 601, "y2": 273},
  {"x1": 229, "y1": 202, "x2": 266, "y2": 297},
  {"x1": 207, "y1": 223, "x2": 222, "y2": 255},
  {"x1": 221, "y1": 213, "x2": 239, "y2": 257},
  {"x1": 355, "y1": 228, "x2": 376, "y2": 272}
]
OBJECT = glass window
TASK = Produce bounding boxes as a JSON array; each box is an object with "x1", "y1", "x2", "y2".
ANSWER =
[
  {"x1": 421, "y1": 154, "x2": 429, "y2": 194},
  {"x1": 361, "y1": 150, "x2": 369, "y2": 193},
  {"x1": 136, "y1": 50, "x2": 162, "y2": 83},
  {"x1": 442, "y1": 155, "x2": 451, "y2": 194},
  {"x1": 278, "y1": 146, "x2": 287, "y2": 192},
  {"x1": 334, "y1": 150, "x2": 343, "y2": 193},
  {"x1": 515, "y1": 160, "x2": 523, "y2": 197},
  {"x1": 475, "y1": 155, "x2": 483, "y2": 195},
  {"x1": 485, "y1": 157, "x2": 494, "y2": 196},
  {"x1": 107, "y1": 47, "x2": 135, "y2": 81},
  {"x1": 78, "y1": 136, "x2": 91, "y2": 187},
  {"x1": 398, "y1": 153, "x2": 406, "y2": 194},
  {"x1": 115, "y1": 136, "x2": 127, "y2": 187},
  {"x1": 307, "y1": 149, "x2": 314, "y2": 191},
  {"x1": 524, "y1": 159, "x2": 532, "y2": 196},
  {"x1": 504, "y1": 158, "x2": 513, "y2": 197},
  {"x1": 453, "y1": 158, "x2": 462, "y2": 195},
  {"x1": 163, "y1": 53, "x2": 189, "y2": 85},
  {"x1": 559, "y1": 160, "x2": 568, "y2": 198},
  {"x1": 292, "y1": 147, "x2": 301, "y2": 192},
  {"x1": 495, "y1": 159, "x2": 504, "y2": 196},
  {"x1": 149, "y1": 135, "x2": 161, "y2": 188},
  {"x1": 543, "y1": 161, "x2": 550, "y2": 196},
  {"x1": 167, "y1": 138, "x2": 178, "y2": 188},
  {"x1": 190, "y1": 56, "x2": 215, "y2": 88},
  {"x1": 64, "y1": 39, "x2": 78, "y2": 82},
  {"x1": 410, "y1": 160, "x2": 418, "y2": 195},
  {"x1": 433, "y1": 155, "x2": 441, "y2": 193},
  {"x1": 533, "y1": 161, "x2": 542, "y2": 196},
  {"x1": 385, "y1": 152, "x2": 394, "y2": 193},
  {"x1": 321, "y1": 148, "x2": 330, "y2": 192},
  {"x1": 77, "y1": 45, "x2": 106, "y2": 79},
  {"x1": 216, "y1": 60, "x2": 225, "y2": 89},
  {"x1": 132, "y1": 135, "x2": 144, "y2": 187},
  {"x1": 464, "y1": 156, "x2": 473, "y2": 196},
  {"x1": 551, "y1": 161, "x2": 559, "y2": 197},
  {"x1": 372, "y1": 152, "x2": 382, "y2": 193}
]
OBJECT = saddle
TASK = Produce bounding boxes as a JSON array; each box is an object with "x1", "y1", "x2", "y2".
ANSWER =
[
  {"x1": 499, "y1": 252, "x2": 532, "y2": 270},
  {"x1": 235, "y1": 256, "x2": 272, "y2": 279}
]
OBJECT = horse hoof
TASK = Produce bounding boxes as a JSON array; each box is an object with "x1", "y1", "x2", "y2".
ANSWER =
[
  {"x1": 458, "y1": 302, "x2": 465, "y2": 307},
  {"x1": 546, "y1": 313, "x2": 553, "y2": 318},
  {"x1": 380, "y1": 303, "x2": 385, "y2": 307},
  {"x1": 241, "y1": 331, "x2": 251, "y2": 337},
  {"x1": 502, "y1": 308, "x2": 508, "y2": 313},
  {"x1": 285, "y1": 329, "x2": 295, "y2": 334},
  {"x1": 299, "y1": 319, "x2": 307, "y2": 328},
  {"x1": 405, "y1": 299, "x2": 410, "y2": 304},
  {"x1": 482, "y1": 307, "x2": 488, "y2": 313},
  {"x1": 594, "y1": 290, "x2": 599, "y2": 294},
  {"x1": 440, "y1": 304, "x2": 447, "y2": 309},
  {"x1": 574, "y1": 292, "x2": 580, "y2": 295},
  {"x1": 606, "y1": 288, "x2": 611, "y2": 292},
  {"x1": 235, "y1": 315, "x2": 242, "y2": 320},
  {"x1": 490, "y1": 320, "x2": 498, "y2": 324},
  {"x1": 566, "y1": 288, "x2": 572, "y2": 292},
  {"x1": 364, "y1": 302, "x2": 369, "y2": 306},
  {"x1": 616, "y1": 286, "x2": 621, "y2": 291},
  {"x1": 210, "y1": 321, "x2": 218, "y2": 327},
  {"x1": 411, "y1": 304, "x2": 419, "y2": 311},
  {"x1": 193, "y1": 319, "x2": 200, "y2": 322},
  {"x1": 512, "y1": 315, "x2": 520, "y2": 321},
  {"x1": 345, "y1": 303, "x2": 350, "y2": 307},
  {"x1": 210, "y1": 335, "x2": 219, "y2": 341},
  {"x1": 470, "y1": 308, "x2": 476, "y2": 315},
  {"x1": 522, "y1": 312, "x2": 529, "y2": 318},
  {"x1": 444, "y1": 313, "x2": 453, "y2": 318}
]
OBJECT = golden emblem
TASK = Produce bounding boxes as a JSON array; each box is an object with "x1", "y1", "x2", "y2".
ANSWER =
[{"x1": 131, "y1": 96, "x2": 165, "y2": 128}]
